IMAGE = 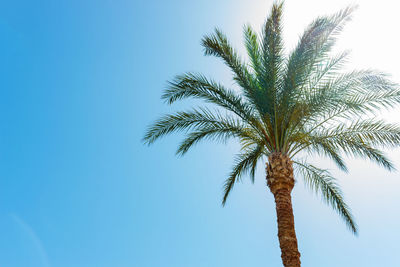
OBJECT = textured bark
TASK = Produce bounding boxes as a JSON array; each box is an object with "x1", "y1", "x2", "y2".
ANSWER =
[{"x1": 266, "y1": 153, "x2": 301, "y2": 267}]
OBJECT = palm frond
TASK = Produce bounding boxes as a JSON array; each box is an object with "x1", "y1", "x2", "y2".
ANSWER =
[
  {"x1": 222, "y1": 145, "x2": 265, "y2": 206},
  {"x1": 295, "y1": 125, "x2": 396, "y2": 171},
  {"x1": 317, "y1": 119, "x2": 400, "y2": 148},
  {"x1": 306, "y1": 138, "x2": 348, "y2": 172},
  {"x1": 294, "y1": 161, "x2": 357, "y2": 234},
  {"x1": 305, "y1": 70, "x2": 400, "y2": 128},
  {"x1": 176, "y1": 125, "x2": 260, "y2": 156},
  {"x1": 243, "y1": 24, "x2": 262, "y2": 77},
  {"x1": 201, "y1": 29, "x2": 255, "y2": 95},
  {"x1": 202, "y1": 28, "x2": 273, "y2": 120},
  {"x1": 260, "y1": 1, "x2": 284, "y2": 111},
  {"x1": 162, "y1": 72, "x2": 258, "y2": 124},
  {"x1": 307, "y1": 50, "x2": 350, "y2": 90},
  {"x1": 283, "y1": 5, "x2": 356, "y2": 95},
  {"x1": 143, "y1": 107, "x2": 257, "y2": 145}
]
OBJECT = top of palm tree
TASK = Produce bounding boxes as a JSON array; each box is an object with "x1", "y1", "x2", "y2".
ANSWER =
[{"x1": 143, "y1": 2, "x2": 400, "y2": 234}]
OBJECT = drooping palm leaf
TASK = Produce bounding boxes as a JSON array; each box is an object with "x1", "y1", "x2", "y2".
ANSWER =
[{"x1": 294, "y1": 160, "x2": 357, "y2": 233}]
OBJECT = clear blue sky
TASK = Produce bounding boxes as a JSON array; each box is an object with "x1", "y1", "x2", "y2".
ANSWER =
[{"x1": 1, "y1": 0, "x2": 400, "y2": 266}]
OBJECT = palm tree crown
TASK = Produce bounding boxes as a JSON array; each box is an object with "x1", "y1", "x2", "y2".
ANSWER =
[{"x1": 143, "y1": 2, "x2": 400, "y2": 235}]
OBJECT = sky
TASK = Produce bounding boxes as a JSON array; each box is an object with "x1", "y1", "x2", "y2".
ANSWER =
[{"x1": 0, "y1": 0, "x2": 400, "y2": 266}]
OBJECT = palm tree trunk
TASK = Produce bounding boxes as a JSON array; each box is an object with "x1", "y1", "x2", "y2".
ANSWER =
[{"x1": 267, "y1": 153, "x2": 301, "y2": 267}]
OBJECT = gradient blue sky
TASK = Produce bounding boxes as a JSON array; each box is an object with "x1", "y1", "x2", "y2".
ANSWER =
[{"x1": 1, "y1": 0, "x2": 400, "y2": 266}]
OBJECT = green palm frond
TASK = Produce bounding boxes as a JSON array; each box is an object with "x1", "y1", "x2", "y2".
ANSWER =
[
  {"x1": 201, "y1": 29, "x2": 255, "y2": 97},
  {"x1": 305, "y1": 71, "x2": 400, "y2": 125},
  {"x1": 222, "y1": 144, "x2": 265, "y2": 206},
  {"x1": 307, "y1": 50, "x2": 350, "y2": 90},
  {"x1": 283, "y1": 5, "x2": 356, "y2": 95},
  {"x1": 339, "y1": 139, "x2": 394, "y2": 170},
  {"x1": 286, "y1": 71, "x2": 400, "y2": 145},
  {"x1": 143, "y1": 107, "x2": 260, "y2": 145},
  {"x1": 243, "y1": 24, "x2": 262, "y2": 77},
  {"x1": 176, "y1": 125, "x2": 259, "y2": 156},
  {"x1": 162, "y1": 72, "x2": 255, "y2": 121},
  {"x1": 260, "y1": 1, "x2": 284, "y2": 110},
  {"x1": 294, "y1": 161, "x2": 357, "y2": 234},
  {"x1": 293, "y1": 119, "x2": 400, "y2": 170},
  {"x1": 315, "y1": 119, "x2": 400, "y2": 148},
  {"x1": 306, "y1": 139, "x2": 349, "y2": 172},
  {"x1": 202, "y1": 28, "x2": 274, "y2": 121}
]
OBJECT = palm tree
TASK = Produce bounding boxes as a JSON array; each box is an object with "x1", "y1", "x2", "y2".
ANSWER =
[{"x1": 143, "y1": 2, "x2": 400, "y2": 267}]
